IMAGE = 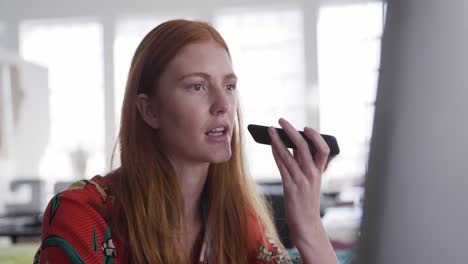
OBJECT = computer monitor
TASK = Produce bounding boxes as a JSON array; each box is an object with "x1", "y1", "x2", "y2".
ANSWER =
[{"x1": 356, "y1": 1, "x2": 468, "y2": 263}]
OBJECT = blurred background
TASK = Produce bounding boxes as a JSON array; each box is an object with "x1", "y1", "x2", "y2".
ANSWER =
[{"x1": 0, "y1": 0, "x2": 384, "y2": 262}]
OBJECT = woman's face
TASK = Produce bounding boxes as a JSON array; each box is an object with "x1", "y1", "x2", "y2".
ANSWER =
[{"x1": 148, "y1": 40, "x2": 238, "y2": 166}]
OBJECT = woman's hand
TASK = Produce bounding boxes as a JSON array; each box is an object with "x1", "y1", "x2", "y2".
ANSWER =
[{"x1": 268, "y1": 118, "x2": 338, "y2": 264}]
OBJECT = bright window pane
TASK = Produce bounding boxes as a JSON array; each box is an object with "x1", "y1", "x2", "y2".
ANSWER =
[
  {"x1": 318, "y1": 2, "x2": 383, "y2": 188},
  {"x1": 20, "y1": 20, "x2": 105, "y2": 182},
  {"x1": 214, "y1": 8, "x2": 306, "y2": 180}
]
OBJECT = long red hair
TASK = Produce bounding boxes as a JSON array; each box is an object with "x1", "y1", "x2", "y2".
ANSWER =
[{"x1": 111, "y1": 19, "x2": 283, "y2": 263}]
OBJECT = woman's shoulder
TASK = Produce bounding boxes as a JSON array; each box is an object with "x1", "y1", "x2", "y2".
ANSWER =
[
  {"x1": 40, "y1": 172, "x2": 118, "y2": 237},
  {"x1": 34, "y1": 172, "x2": 120, "y2": 264},
  {"x1": 59, "y1": 174, "x2": 114, "y2": 204}
]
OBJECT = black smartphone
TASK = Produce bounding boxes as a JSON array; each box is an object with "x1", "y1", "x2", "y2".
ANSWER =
[{"x1": 247, "y1": 124, "x2": 340, "y2": 157}]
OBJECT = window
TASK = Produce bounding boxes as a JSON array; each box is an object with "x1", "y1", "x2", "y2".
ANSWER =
[
  {"x1": 20, "y1": 20, "x2": 105, "y2": 182},
  {"x1": 318, "y1": 2, "x2": 384, "y2": 190},
  {"x1": 214, "y1": 7, "x2": 306, "y2": 180}
]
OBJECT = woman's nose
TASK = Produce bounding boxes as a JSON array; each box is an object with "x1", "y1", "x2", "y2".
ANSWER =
[{"x1": 210, "y1": 88, "x2": 231, "y2": 115}]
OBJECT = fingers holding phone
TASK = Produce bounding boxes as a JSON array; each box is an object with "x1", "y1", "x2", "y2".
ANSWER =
[
  {"x1": 268, "y1": 124, "x2": 303, "y2": 185},
  {"x1": 247, "y1": 123, "x2": 339, "y2": 158},
  {"x1": 303, "y1": 126, "x2": 331, "y2": 173},
  {"x1": 276, "y1": 118, "x2": 317, "y2": 177}
]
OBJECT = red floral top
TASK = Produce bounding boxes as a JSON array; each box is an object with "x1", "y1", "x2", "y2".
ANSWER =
[{"x1": 33, "y1": 175, "x2": 300, "y2": 264}]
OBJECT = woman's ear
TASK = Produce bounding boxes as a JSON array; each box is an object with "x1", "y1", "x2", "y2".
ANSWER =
[{"x1": 135, "y1": 94, "x2": 160, "y2": 129}]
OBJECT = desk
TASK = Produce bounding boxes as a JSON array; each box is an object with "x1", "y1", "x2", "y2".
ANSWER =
[{"x1": 0, "y1": 213, "x2": 42, "y2": 243}]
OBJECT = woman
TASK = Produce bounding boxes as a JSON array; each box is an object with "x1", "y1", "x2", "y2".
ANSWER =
[{"x1": 34, "y1": 19, "x2": 338, "y2": 264}]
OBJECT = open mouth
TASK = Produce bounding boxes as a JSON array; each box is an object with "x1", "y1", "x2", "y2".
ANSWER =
[{"x1": 206, "y1": 126, "x2": 227, "y2": 137}]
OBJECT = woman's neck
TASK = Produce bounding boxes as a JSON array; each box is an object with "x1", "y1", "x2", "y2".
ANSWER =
[
  {"x1": 172, "y1": 160, "x2": 210, "y2": 228},
  {"x1": 171, "y1": 160, "x2": 209, "y2": 259}
]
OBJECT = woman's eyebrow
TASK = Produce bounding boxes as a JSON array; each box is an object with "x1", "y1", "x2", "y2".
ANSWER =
[
  {"x1": 178, "y1": 72, "x2": 210, "y2": 81},
  {"x1": 177, "y1": 72, "x2": 237, "y2": 81},
  {"x1": 224, "y1": 73, "x2": 238, "y2": 81}
]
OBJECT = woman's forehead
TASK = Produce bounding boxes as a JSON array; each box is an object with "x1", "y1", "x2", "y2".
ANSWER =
[{"x1": 165, "y1": 40, "x2": 233, "y2": 78}]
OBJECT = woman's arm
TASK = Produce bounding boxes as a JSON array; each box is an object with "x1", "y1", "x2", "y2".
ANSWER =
[
  {"x1": 268, "y1": 118, "x2": 338, "y2": 264},
  {"x1": 294, "y1": 219, "x2": 338, "y2": 264}
]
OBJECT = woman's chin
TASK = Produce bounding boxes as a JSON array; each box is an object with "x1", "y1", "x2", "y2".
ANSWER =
[{"x1": 208, "y1": 150, "x2": 232, "y2": 164}]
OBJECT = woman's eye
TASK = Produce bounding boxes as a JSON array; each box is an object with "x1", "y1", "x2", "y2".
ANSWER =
[
  {"x1": 191, "y1": 83, "x2": 204, "y2": 91},
  {"x1": 226, "y1": 84, "x2": 236, "y2": 91}
]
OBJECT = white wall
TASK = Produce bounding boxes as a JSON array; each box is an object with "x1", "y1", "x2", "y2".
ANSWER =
[
  {"x1": 0, "y1": 58, "x2": 15, "y2": 213},
  {"x1": 0, "y1": 51, "x2": 49, "y2": 212},
  {"x1": 11, "y1": 61, "x2": 49, "y2": 178}
]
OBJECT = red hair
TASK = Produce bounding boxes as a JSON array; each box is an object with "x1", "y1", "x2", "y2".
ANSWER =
[{"x1": 111, "y1": 19, "x2": 282, "y2": 263}]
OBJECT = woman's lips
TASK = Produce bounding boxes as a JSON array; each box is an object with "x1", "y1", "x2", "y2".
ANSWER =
[{"x1": 206, "y1": 128, "x2": 229, "y2": 142}]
